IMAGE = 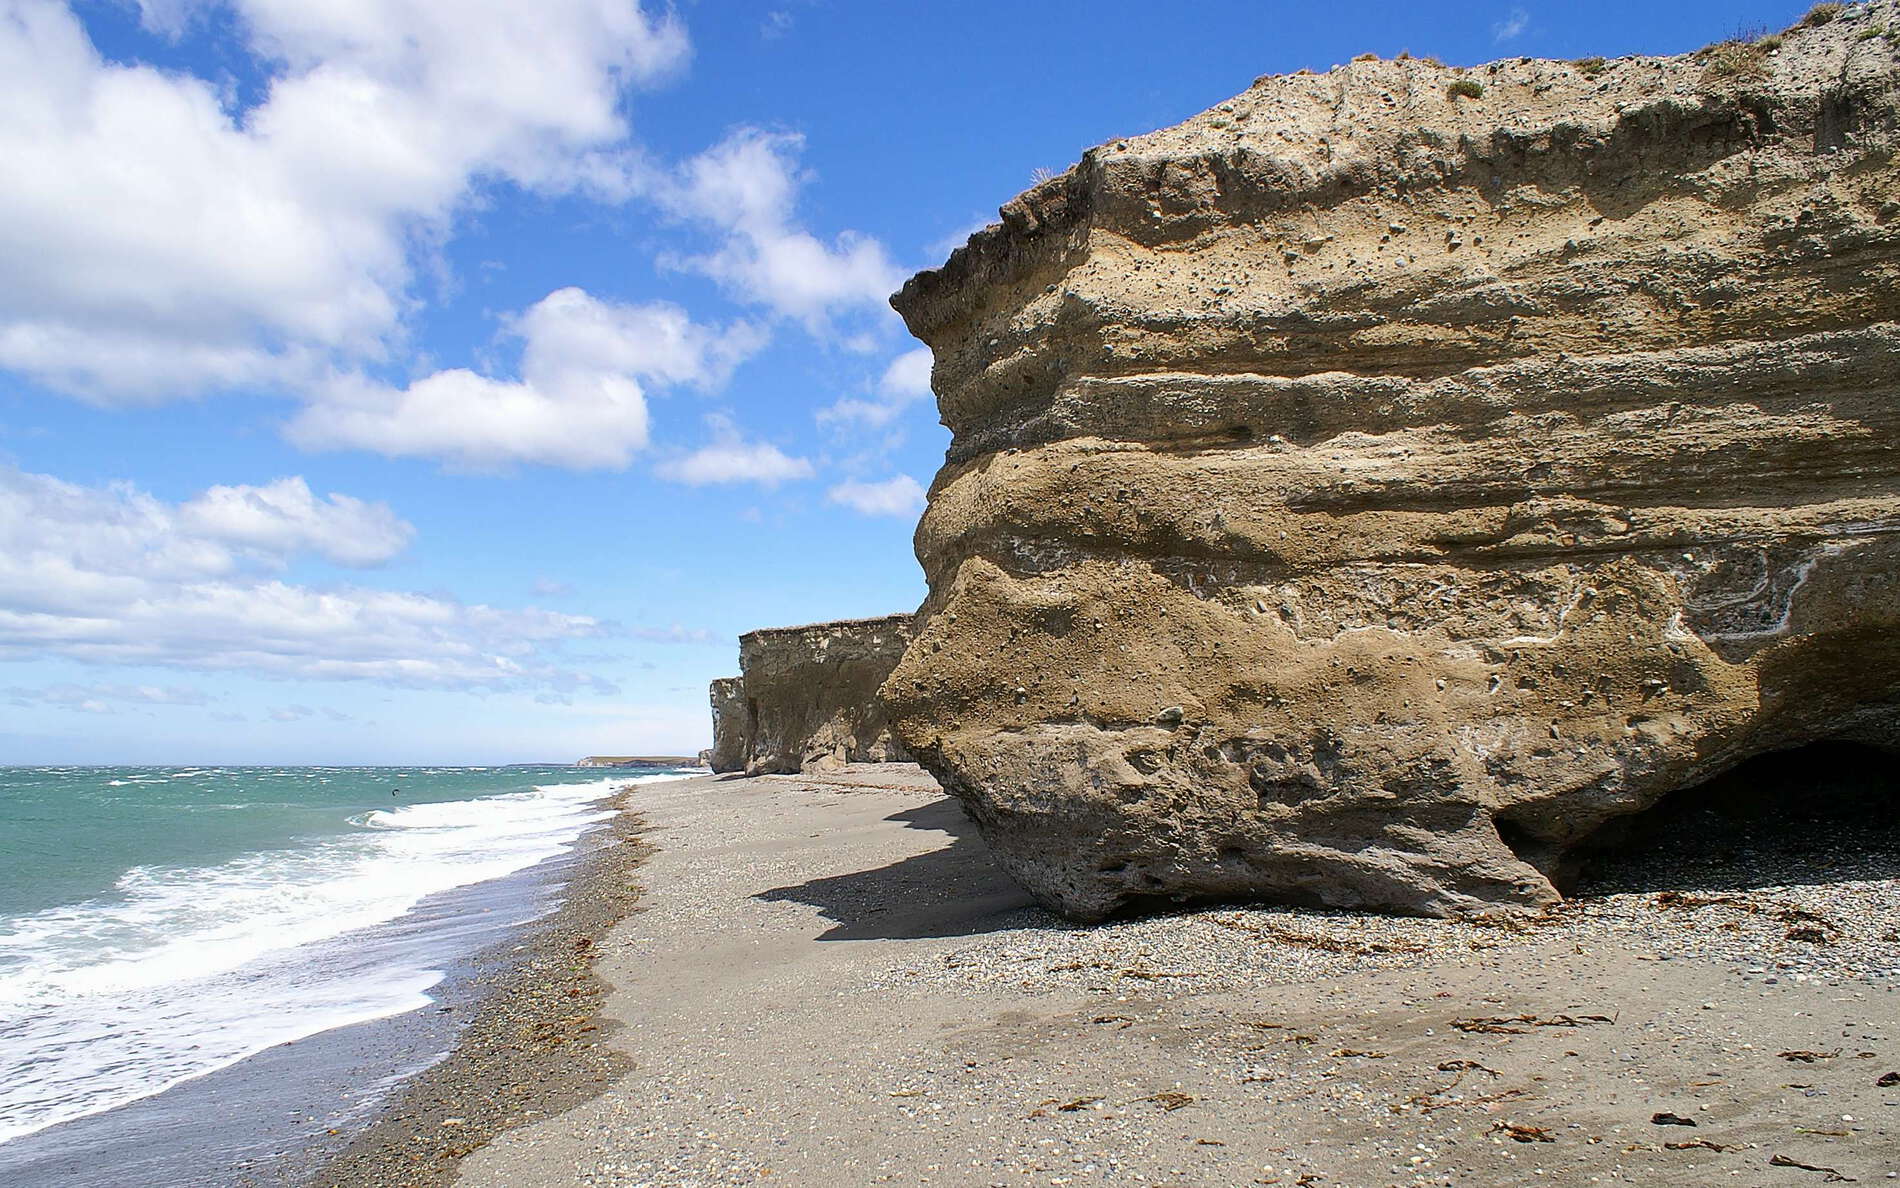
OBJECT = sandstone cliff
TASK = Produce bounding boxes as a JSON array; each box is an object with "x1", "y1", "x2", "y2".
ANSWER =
[
  {"x1": 706, "y1": 677, "x2": 749, "y2": 773},
  {"x1": 708, "y1": 614, "x2": 915, "y2": 775},
  {"x1": 882, "y1": 6, "x2": 1900, "y2": 920}
]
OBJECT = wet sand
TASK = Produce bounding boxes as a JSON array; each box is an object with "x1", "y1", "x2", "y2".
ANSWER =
[
  {"x1": 347, "y1": 762, "x2": 1900, "y2": 1187},
  {"x1": 316, "y1": 791, "x2": 651, "y2": 1188},
  {"x1": 0, "y1": 790, "x2": 640, "y2": 1188}
]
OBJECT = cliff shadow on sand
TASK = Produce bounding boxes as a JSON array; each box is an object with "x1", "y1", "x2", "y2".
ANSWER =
[{"x1": 754, "y1": 797, "x2": 1044, "y2": 940}]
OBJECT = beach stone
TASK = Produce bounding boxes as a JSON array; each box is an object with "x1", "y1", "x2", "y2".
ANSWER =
[
  {"x1": 712, "y1": 615, "x2": 916, "y2": 776},
  {"x1": 881, "y1": 10, "x2": 1900, "y2": 921}
]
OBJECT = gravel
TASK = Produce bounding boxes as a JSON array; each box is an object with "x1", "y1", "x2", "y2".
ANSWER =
[{"x1": 440, "y1": 765, "x2": 1900, "y2": 1188}]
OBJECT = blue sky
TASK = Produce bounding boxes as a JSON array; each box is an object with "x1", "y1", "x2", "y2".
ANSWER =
[{"x1": 0, "y1": 0, "x2": 1820, "y2": 763}]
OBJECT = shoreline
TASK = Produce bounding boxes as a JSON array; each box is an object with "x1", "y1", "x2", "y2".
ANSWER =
[
  {"x1": 438, "y1": 762, "x2": 1897, "y2": 1187},
  {"x1": 0, "y1": 772, "x2": 661, "y2": 1188},
  {"x1": 313, "y1": 783, "x2": 658, "y2": 1188},
  {"x1": 36, "y1": 760, "x2": 1865, "y2": 1185}
]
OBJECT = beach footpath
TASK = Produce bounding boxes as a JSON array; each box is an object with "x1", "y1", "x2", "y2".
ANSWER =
[{"x1": 338, "y1": 764, "x2": 1897, "y2": 1187}]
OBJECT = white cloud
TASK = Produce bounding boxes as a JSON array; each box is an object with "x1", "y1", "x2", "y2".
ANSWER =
[
  {"x1": 531, "y1": 577, "x2": 575, "y2": 597},
  {"x1": 287, "y1": 287, "x2": 764, "y2": 471},
  {"x1": 511, "y1": 288, "x2": 765, "y2": 392},
  {"x1": 267, "y1": 704, "x2": 354, "y2": 723},
  {"x1": 826, "y1": 474, "x2": 925, "y2": 518},
  {"x1": 629, "y1": 624, "x2": 717, "y2": 644},
  {"x1": 819, "y1": 346, "x2": 934, "y2": 428},
  {"x1": 1493, "y1": 7, "x2": 1529, "y2": 42},
  {"x1": 179, "y1": 477, "x2": 413, "y2": 567},
  {"x1": 0, "y1": 5, "x2": 913, "y2": 487},
  {"x1": 658, "y1": 128, "x2": 905, "y2": 334},
  {"x1": 0, "y1": 465, "x2": 611, "y2": 690},
  {"x1": 291, "y1": 367, "x2": 650, "y2": 472},
  {"x1": 926, "y1": 216, "x2": 995, "y2": 262},
  {"x1": 0, "y1": 467, "x2": 410, "y2": 582},
  {"x1": 6, "y1": 682, "x2": 211, "y2": 712},
  {"x1": 760, "y1": 9, "x2": 793, "y2": 38},
  {"x1": 0, "y1": 0, "x2": 689, "y2": 401},
  {"x1": 880, "y1": 347, "x2": 934, "y2": 399},
  {"x1": 655, "y1": 413, "x2": 814, "y2": 486}
]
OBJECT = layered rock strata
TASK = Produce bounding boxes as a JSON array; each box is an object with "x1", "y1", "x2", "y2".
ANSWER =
[
  {"x1": 708, "y1": 615, "x2": 915, "y2": 775},
  {"x1": 882, "y1": 8, "x2": 1900, "y2": 920},
  {"x1": 706, "y1": 677, "x2": 750, "y2": 773}
]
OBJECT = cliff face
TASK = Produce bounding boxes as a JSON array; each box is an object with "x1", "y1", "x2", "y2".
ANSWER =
[
  {"x1": 707, "y1": 614, "x2": 915, "y2": 776},
  {"x1": 707, "y1": 677, "x2": 749, "y2": 773},
  {"x1": 882, "y1": 7, "x2": 1900, "y2": 920}
]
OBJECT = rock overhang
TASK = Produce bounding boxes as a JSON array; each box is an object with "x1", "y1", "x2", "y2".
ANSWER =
[{"x1": 879, "y1": 5, "x2": 1900, "y2": 921}]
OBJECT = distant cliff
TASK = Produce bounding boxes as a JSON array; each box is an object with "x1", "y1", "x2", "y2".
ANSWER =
[
  {"x1": 706, "y1": 677, "x2": 748, "y2": 773},
  {"x1": 706, "y1": 614, "x2": 915, "y2": 775},
  {"x1": 575, "y1": 755, "x2": 699, "y2": 768}
]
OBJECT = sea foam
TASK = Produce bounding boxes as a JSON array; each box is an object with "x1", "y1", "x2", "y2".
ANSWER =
[{"x1": 0, "y1": 773, "x2": 673, "y2": 1146}]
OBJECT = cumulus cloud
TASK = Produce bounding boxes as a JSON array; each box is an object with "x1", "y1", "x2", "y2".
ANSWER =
[
  {"x1": 819, "y1": 346, "x2": 934, "y2": 428},
  {"x1": 0, "y1": 465, "x2": 613, "y2": 690},
  {"x1": 287, "y1": 287, "x2": 765, "y2": 470},
  {"x1": 1493, "y1": 7, "x2": 1530, "y2": 42},
  {"x1": 0, "y1": 0, "x2": 688, "y2": 401},
  {"x1": 880, "y1": 348, "x2": 934, "y2": 399},
  {"x1": 0, "y1": 4, "x2": 918, "y2": 486},
  {"x1": 178, "y1": 477, "x2": 413, "y2": 567},
  {"x1": 0, "y1": 467, "x2": 411, "y2": 582},
  {"x1": 655, "y1": 413, "x2": 814, "y2": 486},
  {"x1": 657, "y1": 128, "x2": 906, "y2": 334},
  {"x1": 826, "y1": 474, "x2": 926, "y2": 518}
]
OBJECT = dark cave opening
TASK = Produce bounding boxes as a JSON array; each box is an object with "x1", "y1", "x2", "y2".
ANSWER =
[{"x1": 1567, "y1": 742, "x2": 1900, "y2": 898}]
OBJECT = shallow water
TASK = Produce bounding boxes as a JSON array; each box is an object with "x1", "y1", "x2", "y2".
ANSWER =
[{"x1": 0, "y1": 764, "x2": 694, "y2": 1147}]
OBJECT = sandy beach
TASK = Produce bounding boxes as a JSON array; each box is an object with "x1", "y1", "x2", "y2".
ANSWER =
[
  {"x1": 316, "y1": 790, "x2": 654, "y2": 1188},
  {"x1": 319, "y1": 763, "x2": 1900, "y2": 1188}
]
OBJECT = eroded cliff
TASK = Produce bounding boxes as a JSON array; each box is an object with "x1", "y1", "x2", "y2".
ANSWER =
[
  {"x1": 882, "y1": 6, "x2": 1900, "y2": 920},
  {"x1": 706, "y1": 677, "x2": 749, "y2": 773},
  {"x1": 708, "y1": 614, "x2": 915, "y2": 776}
]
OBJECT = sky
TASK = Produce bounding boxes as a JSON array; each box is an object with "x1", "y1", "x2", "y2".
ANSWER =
[{"x1": 0, "y1": 0, "x2": 1823, "y2": 764}]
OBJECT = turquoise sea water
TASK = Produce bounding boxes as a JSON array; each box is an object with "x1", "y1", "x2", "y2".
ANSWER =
[{"x1": 0, "y1": 764, "x2": 695, "y2": 1147}]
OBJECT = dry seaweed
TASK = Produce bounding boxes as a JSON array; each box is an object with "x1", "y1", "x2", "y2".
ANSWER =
[
  {"x1": 1452, "y1": 1012, "x2": 1612, "y2": 1034},
  {"x1": 1139, "y1": 1091, "x2": 1196, "y2": 1111},
  {"x1": 1492, "y1": 1121, "x2": 1555, "y2": 1143},
  {"x1": 1665, "y1": 1138, "x2": 1738, "y2": 1151},
  {"x1": 1770, "y1": 1153, "x2": 1855, "y2": 1181}
]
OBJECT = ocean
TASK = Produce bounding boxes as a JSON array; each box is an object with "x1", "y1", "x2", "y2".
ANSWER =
[{"x1": 0, "y1": 763, "x2": 695, "y2": 1162}]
